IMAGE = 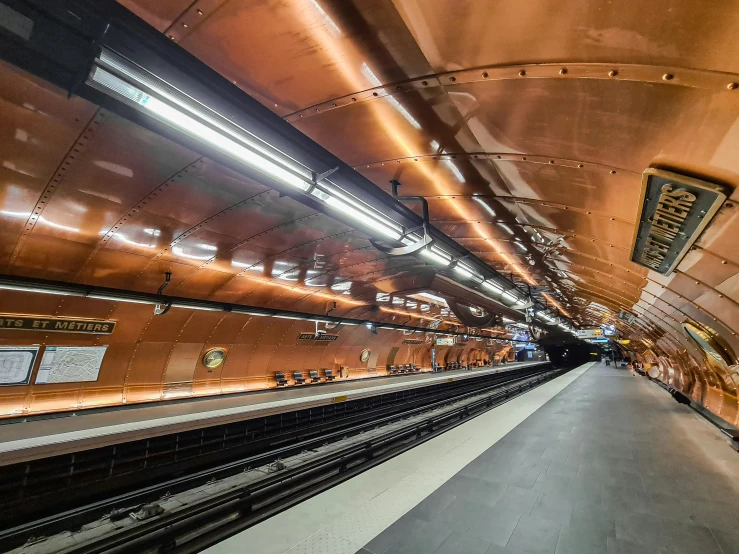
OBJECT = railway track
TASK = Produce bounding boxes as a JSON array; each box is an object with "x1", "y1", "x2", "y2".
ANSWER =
[{"x1": 2, "y1": 363, "x2": 570, "y2": 553}]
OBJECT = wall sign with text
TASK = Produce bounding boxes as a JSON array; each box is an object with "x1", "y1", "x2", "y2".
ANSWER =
[
  {"x1": 631, "y1": 169, "x2": 727, "y2": 275},
  {"x1": 297, "y1": 333, "x2": 339, "y2": 341},
  {"x1": 0, "y1": 315, "x2": 116, "y2": 334}
]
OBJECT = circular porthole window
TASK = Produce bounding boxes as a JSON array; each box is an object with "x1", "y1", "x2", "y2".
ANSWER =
[
  {"x1": 203, "y1": 348, "x2": 227, "y2": 369},
  {"x1": 683, "y1": 322, "x2": 736, "y2": 367},
  {"x1": 359, "y1": 349, "x2": 371, "y2": 363}
]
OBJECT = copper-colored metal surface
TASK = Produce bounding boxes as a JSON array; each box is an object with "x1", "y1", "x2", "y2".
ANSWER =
[{"x1": 0, "y1": 0, "x2": 738, "y2": 420}]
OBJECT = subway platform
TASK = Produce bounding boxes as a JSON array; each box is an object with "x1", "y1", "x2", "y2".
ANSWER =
[{"x1": 207, "y1": 362, "x2": 739, "y2": 554}]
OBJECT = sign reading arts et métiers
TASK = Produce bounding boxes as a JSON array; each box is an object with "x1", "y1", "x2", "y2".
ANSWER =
[
  {"x1": 631, "y1": 169, "x2": 727, "y2": 275},
  {"x1": 0, "y1": 315, "x2": 116, "y2": 334},
  {"x1": 297, "y1": 333, "x2": 339, "y2": 341}
]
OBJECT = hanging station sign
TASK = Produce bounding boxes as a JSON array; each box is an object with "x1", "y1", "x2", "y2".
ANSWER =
[
  {"x1": 0, "y1": 315, "x2": 116, "y2": 334},
  {"x1": 618, "y1": 310, "x2": 636, "y2": 325},
  {"x1": 435, "y1": 336, "x2": 455, "y2": 346},
  {"x1": 631, "y1": 169, "x2": 727, "y2": 275},
  {"x1": 297, "y1": 333, "x2": 339, "y2": 341}
]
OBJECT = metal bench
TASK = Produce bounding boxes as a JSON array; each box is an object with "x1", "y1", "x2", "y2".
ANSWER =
[
  {"x1": 309, "y1": 370, "x2": 321, "y2": 383},
  {"x1": 293, "y1": 371, "x2": 306, "y2": 385},
  {"x1": 275, "y1": 372, "x2": 288, "y2": 387},
  {"x1": 324, "y1": 369, "x2": 336, "y2": 381}
]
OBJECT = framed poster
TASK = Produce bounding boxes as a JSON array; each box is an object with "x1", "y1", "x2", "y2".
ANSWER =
[
  {"x1": 0, "y1": 346, "x2": 39, "y2": 386},
  {"x1": 35, "y1": 346, "x2": 108, "y2": 384}
]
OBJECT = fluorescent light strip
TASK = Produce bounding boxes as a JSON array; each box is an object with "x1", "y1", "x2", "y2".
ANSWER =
[
  {"x1": 87, "y1": 293, "x2": 152, "y2": 304},
  {"x1": 482, "y1": 281, "x2": 504, "y2": 293},
  {"x1": 0, "y1": 284, "x2": 77, "y2": 296},
  {"x1": 313, "y1": 189, "x2": 402, "y2": 240},
  {"x1": 419, "y1": 248, "x2": 452, "y2": 267},
  {"x1": 97, "y1": 50, "x2": 311, "y2": 181},
  {"x1": 170, "y1": 302, "x2": 221, "y2": 311},
  {"x1": 502, "y1": 291, "x2": 518, "y2": 303},
  {"x1": 340, "y1": 321, "x2": 359, "y2": 326},
  {"x1": 273, "y1": 314, "x2": 303, "y2": 320},
  {"x1": 89, "y1": 66, "x2": 311, "y2": 192}
]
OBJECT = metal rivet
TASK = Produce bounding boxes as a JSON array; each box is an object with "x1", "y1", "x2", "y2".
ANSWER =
[
  {"x1": 197, "y1": 9, "x2": 203, "y2": 15},
  {"x1": 728, "y1": 82, "x2": 739, "y2": 90},
  {"x1": 577, "y1": 164, "x2": 584, "y2": 168},
  {"x1": 182, "y1": 22, "x2": 188, "y2": 28},
  {"x1": 610, "y1": 170, "x2": 616, "y2": 175},
  {"x1": 560, "y1": 68, "x2": 568, "y2": 75},
  {"x1": 352, "y1": 97, "x2": 357, "y2": 102},
  {"x1": 722, "y1": 260, "x2": 728, "y2": 264},
  {"x1": 168, "y1": 35, "x2": 175, "y2": 40},
  {"x1": 662, "y1": 73, "x2": 674, "y2": 81},
  {"x1": 482, "y1": 72, "x2": 488, "y2": 78},
  {"x1": 522, "y1": 157, "x2": 527, "y2": 161},
  {"x1": 586, "y1": 211, "x2": 591, "y2": 214},
  {"x1": 519, "y1": 70, "x2": 526, "y2": 77},
  {"x1": 421, "y1": 81, "x2": 428, "y2": 86},
  {"x1": 549, "y1": 160, "x2": 554, "y2": 164},
  {"x1": 372, "y1": 92, "x2": 379, "y2": 97},
  {"x1": 496, "y1": 155, "x2": 501, "y2": 159},
  {"x1": 608, "y1": 70, "x2": 618, "y2": 77},
  {"x1": 449, "y1": 76, "x2": 456, "y2": 82},
  {"x1": 610, "y1": 217, "x2": 614, "y2": 221}
]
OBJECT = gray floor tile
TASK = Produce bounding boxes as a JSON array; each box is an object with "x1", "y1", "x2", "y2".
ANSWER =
[
  {"x1": 467, "y1": 504, "x2": 522, "y2": 547},
  {"x1": 709, "y1": 528, "x2": 739, "y2": 554},
  {"x1": 494, "y1": 485, "x2": 540, "y2": 513},
  {"x1": 506, "y1": 513, "x2": 562, "y2": 554},
  {"x1": 433, "y1": 531, "x2": 492, "y2": 554},
  {"x1": 555, "y1": 525, "x2": 607, "y2": 554},
  {"x1": 614, "y1": 512, "x2": 667, "y2": 550},
  {"x1": 662, "y1": 520, "x2": 723, "y2": 554}
]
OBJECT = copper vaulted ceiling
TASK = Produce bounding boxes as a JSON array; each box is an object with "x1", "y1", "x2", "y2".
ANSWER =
[{"x1": 3, "y1": 0, "x2": 739, "y2": 352}]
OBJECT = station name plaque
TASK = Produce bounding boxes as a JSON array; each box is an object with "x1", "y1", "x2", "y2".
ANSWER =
[
  {"x1": 0, "y1": 315, "x2": 116, "y2": 334},
  {"x1": 631, "y1": 169, "x2": 727, "y2": 275},
  {"x1": 297, "y1": 333, "x2": 338, "y2": 341}
]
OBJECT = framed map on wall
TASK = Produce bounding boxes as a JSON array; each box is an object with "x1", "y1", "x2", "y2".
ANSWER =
[
  {"x1": 0, "y1": 346, "x2": 40, "y2": 386},
  {"x1": 35, "y1": 346, "x2": 108, "y2": 384}
]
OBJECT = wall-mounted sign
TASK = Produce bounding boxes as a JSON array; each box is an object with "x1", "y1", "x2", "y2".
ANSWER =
[
  {"x1": 0, "y1": 346, "x2": 39, "y2": 386},
  {"x1": 359, "y1": 349, "x2": 371, "y2": 362},
  {"x1": 0, "y1": 315, "x2": 116, "y2": 334},
  {"x1": 618, "y1": 310, "x2": 636, "y2": 325},
  {"x1": 577, "y1": 328, "x2": 603, "y2": 339},
  {"x1": 402, "y1": 339, "x2": 424, "y2": 344},
  {"x1": 35, "y1": 346, "x2": 107, "y2": 384},
  {"x1": 436, "y1": 336, "x2": 454, "y2": 346},
  {"x1": 631, "y1": 169, "x2": 727, "y2": 275},
  {"x1": 297, "y1": 333, "x2": 339, "y2": 341},
  {"x1": 203, "y1": 348, "x2": 227, "y2": 369}
]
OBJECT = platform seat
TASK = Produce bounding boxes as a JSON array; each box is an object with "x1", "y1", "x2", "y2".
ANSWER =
[
  {"x1": 293, "y1": 371, "x2": 306, "y2": 385},
  {"x1": 388, "y1": 365, "x2": 399, "y2": 375},
  {"x1": 324, "y1": 369, "x2": 336, "y2": 381},
  {"x1": 411, "y1": 364, "x2": 420, "y2": 372},
  {"x1": 275, "y1": 372, "x2": 288, "y2": 387},
  {"x1": 309, "y1": 370, "x2": 321, "y2": 383}
]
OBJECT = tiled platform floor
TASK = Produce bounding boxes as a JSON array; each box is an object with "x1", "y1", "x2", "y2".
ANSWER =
[{"x1": 360, "y1": 365, "x2": 739, "y2": 554}]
